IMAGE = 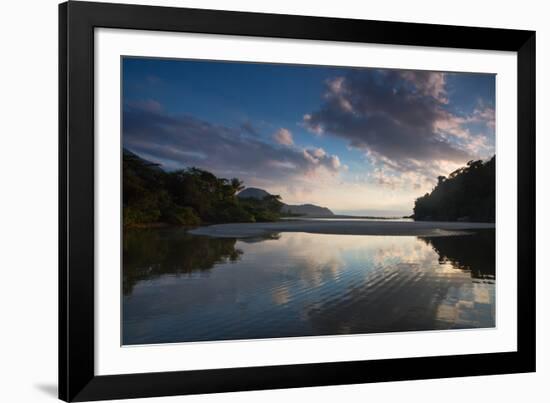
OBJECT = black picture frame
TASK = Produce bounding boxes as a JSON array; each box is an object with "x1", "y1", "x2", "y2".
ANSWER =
[{"x1": 59, "y1": 1, "x2": 536, "y2": 401}]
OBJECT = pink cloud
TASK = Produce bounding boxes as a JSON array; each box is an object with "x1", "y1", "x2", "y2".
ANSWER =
[{"x1": 273, "y1": 128, "x2": 294, "y2": 146}]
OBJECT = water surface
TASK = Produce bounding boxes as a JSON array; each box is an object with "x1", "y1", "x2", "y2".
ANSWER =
[
  {"x1": 281, "y1": 217, "x2": 414, "y2": 222},
  {"x1": 123, "y1": 229, "x2": 495, "y2": 345}
]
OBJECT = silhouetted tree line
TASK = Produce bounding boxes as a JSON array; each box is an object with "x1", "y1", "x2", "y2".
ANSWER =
[
  {"x1": 123, "y1": 149, "x2": 283, "y2": 227},
  {"x1": 413, "y1": 156, "x2": 495, "y2": 222}
]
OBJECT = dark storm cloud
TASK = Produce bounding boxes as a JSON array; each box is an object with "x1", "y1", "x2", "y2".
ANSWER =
[
  {"x1": 303, "y1": 70, "x2": 472, "y2": 171},
  {"x1": 123, "y1": 104, "x2": 342, "y2": 181}
]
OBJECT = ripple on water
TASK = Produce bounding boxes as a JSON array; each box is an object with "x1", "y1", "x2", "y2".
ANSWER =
[{"x1": 122, "y1": 230, "x2": 495, "y2": 344}]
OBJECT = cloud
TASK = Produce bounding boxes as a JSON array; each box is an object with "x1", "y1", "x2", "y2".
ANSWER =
[
  {"x1": 300, "y1": 147, "x2": 340, "y2": 174},
  {"x1": 302, "y1": 69, "x2": 495, "y2": 184},
  {"x1": 273, "y1": 128, "x2": 294, "y2": 145},
  {"x1": 302, "y1": 114, "x2": 323, "y2": 135},
  {"x1": 312, "y1": 148, "x2": 326, "y2": 158},
  {"x1": 126, "y1": 99, "x2": 162, "y2": 113},
  {"x1": 400, "y1": 71, "x2": 448, "y2": 103},
  {"x1": 240, "y1": 120, "x2": 260, "y2": 136},
  {"x1": 330, "y1": 155, "x2": 341, "y2": 169},
  {"x1": 471, "y1": 105, "x2": 495, "y2": 129},
  {"x1": 123, "y1": 103, "x2": 344, "y2": 188}
]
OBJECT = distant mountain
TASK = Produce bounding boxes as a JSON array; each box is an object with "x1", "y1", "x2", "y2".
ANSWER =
[
  {"x1": 281, "y1": 203, "x2": 334, "y2": 217},
  {"x1": 237, "y1": 187, "x2": 271, "y2": 200},
  {"x1": 237, "y1": 187, "x2": 334, "y2": 217}
]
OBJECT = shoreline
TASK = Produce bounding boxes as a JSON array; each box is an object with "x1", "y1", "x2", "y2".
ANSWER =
[{"x1": 188, "y1": 219, "x2": 495, "y2": 238}]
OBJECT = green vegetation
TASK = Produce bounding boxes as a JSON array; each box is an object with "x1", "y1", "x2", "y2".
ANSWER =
[
  {"x1": 413, "y1": 156, "x2": 495, "y2": 223},
  {"x1": 123, "y1": 150, "x2": 283, "y2": 227}
]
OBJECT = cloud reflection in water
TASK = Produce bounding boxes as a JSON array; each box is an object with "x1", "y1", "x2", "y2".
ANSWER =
[{"x1": 123, "y1": 229, "x2": 495, "y2": 345}]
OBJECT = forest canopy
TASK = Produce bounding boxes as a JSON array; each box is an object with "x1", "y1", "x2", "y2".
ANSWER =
[
  {"x1": 413, "y1": 156, "x2": 495, "y2": 223},
  {"x1": 123, "y1": 149, "x2": 283, "y2": 227}
]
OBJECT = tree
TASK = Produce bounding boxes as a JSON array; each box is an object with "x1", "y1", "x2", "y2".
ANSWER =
[
  {"x1": 413, "y1": 156, "x2": 495, "y2": 223},
  {"x1": 122, "y1": 149, "x2": 283, "y2": 227}
]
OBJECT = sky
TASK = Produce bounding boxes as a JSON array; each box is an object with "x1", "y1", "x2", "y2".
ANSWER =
[{"x1": 122, "y1": 57, "x2": 495, "y2": 216}]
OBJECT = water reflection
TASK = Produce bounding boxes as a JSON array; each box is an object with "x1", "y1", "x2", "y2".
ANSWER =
[
  {"x1": 420, "y1": 231, "x2": 495, "y2": 280},
  {"x1": 123, "y1": 229, "x2": 242, "y2": 295},
  {"x1": 123, "y1": 229, "x2": 495, "y2": 345}
]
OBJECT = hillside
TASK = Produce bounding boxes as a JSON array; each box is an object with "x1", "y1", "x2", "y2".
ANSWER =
[
  {"x1": 281, "y1": 203, "x2": 334, "y2": 217},
  {"x1": 238, "y1": 188, "x2": 334, "y2": 217},
  {"x1": 123, "y1": 149, "x2": 283, "y2": 226},
  {"x1": 237, "y1": 187, "x2": 271, "y2": 200},
  {"x1": 413, "y1": 156, "x2": 495, "y2": 223}
]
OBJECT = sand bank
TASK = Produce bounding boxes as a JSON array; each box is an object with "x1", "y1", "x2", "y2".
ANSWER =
[{"x1": 189, "y1": 219, "x2": 495, "y2": 238}]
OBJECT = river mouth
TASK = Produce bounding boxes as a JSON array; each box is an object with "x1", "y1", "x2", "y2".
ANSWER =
[{"x1": 122, "y1": 228, "x2": 495, "y2": 345}]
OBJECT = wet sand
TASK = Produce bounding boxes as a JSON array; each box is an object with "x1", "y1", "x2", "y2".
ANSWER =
[{"x1": 189, "y1": 219, "x2": 495, "y2": 238}]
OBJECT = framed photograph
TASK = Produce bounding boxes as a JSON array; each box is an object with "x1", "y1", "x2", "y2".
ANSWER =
[{"x1": 59, "y1": 1, "x2": 535, "y2": 401}]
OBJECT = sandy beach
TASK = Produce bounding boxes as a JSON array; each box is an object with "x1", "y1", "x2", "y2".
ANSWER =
[{"x1": 189, "y1": 219, "x2": 495, "y2": 238}]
